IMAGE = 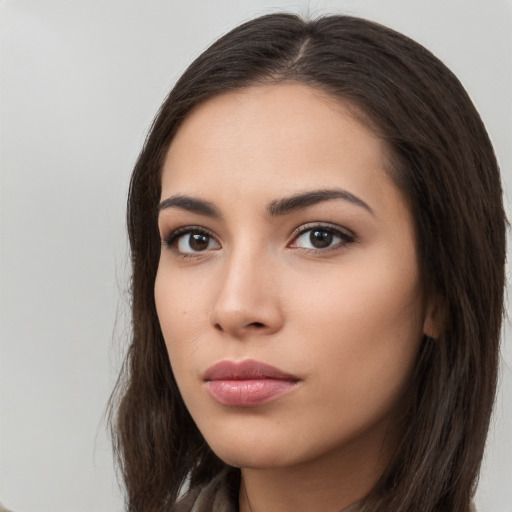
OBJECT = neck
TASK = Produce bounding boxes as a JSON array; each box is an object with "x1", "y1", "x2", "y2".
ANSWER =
[{"x1": 238, "y1": 426, "x2": 394, "y2": 512}]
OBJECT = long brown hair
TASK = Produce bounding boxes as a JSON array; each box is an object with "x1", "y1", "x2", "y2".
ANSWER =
[{"x1": 109, "y1": 13, "x2": 506, "y2": 512}]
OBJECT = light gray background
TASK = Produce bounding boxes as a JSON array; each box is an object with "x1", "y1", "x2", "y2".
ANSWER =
[{"x1": 1, "y1": 1, "x2": 510, "y2": 511}]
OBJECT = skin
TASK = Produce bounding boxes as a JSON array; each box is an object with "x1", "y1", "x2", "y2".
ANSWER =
[{"x1": 155, "y1": 83, "x2": 436, "y2": 512}]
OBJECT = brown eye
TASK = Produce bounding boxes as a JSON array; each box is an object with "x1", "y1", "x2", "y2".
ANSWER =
[
  {"x1": 290, "y1": 224, "x2": 355, "y2": 251},
  {"x1": 188, "y1": 233, "x2": 210, "y2": 251},
  {"x1": 176, "y1": 231, "x2": 220, "y2": 253},
  {"x1": 309, "y1": 230, "x2": 333, "y2": 248},
  {"x1": 163, "y1": 227, "x2": 221, "y2": 254}
]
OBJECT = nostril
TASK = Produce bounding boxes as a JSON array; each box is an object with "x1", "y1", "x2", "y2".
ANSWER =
[
  {"x1": 213, "y1": 320, "x2": 265, "y2": 332},
  {"x1": 248, "y1": 322, "x2": 265, "y2": 329},
  {"x1": 213, "y1": 321, "x2": 265, "y2": 332}
]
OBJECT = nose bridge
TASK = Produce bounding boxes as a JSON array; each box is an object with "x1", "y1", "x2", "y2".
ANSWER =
[{"x1": 210, "y1": 237, "x2": 283, "y2": 336}]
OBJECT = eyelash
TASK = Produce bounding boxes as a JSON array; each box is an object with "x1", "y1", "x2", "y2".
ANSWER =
[
  {"x1": 162, "y1": 226, "x2": 219, "y2": 257},
  {"x1": 289, "y1": 223, "x2": 355, "y2": 253},
  {"x1": 161, "y1": 223, "x2": 356, "y2": 257}
]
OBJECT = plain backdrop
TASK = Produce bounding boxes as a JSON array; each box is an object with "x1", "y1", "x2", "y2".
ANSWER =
[{"x1": 0, "y1": 1, "x2": 511, "y2": 511}]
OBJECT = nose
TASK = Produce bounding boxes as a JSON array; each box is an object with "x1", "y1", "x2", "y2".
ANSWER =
[{"x1": 210, "y1": 247, "x2": 284, "y2": 339}]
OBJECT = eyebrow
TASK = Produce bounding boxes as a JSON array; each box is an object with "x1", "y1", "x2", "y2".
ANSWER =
[
  {"x1": 267, "y1": 188, "x2": 374, "y2": 216},
  {"x1": 157, "y1": 188, "x2": 373, "y2": 218},
  {"x1": 158, "y1": 195, "x2": 221, "y2": 217}
]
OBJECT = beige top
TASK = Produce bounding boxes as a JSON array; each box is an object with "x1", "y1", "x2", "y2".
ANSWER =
[
  {"x1": 173, "y1": 469, "x2": 478, "y2": 512},
  {"x1": 173, "y1": 469, "x2": 360, "y2": 512},
  {"x1": 173, "y1": 470, "x2": 236, "y2": 512}
]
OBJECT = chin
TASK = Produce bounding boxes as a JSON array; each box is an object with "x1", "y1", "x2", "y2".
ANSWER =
[
  {"x1": 212, "y1": 446, "x2": 289, "y2": 469},
  {"x1": 202, "y1": 428, "x2": 300, "y2": 469}
]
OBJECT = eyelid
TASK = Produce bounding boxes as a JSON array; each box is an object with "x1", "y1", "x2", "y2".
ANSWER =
[{"x1": 290, "y1": 221, "x2": 353, "y2": 237}]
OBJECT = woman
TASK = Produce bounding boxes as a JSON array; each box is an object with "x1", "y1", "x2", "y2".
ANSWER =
[{"x1": 109, "y1": 13, "x2": 506, "y2": 512}]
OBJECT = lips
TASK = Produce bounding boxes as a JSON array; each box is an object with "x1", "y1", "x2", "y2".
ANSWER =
[{"x1": 203, "y1": 359, "x2": 299, "y2": 407}]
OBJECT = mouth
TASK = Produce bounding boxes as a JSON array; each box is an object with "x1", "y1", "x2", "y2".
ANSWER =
[{"x1": 203, "y1": 359, "x2": 300, "y2": 407}]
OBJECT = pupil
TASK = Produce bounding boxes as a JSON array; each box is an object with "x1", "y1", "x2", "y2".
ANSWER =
[
  {"x1": 310, "y1": 230, "x2": 332, "y2": 248},
  {"x1": 190, "y1": 233, "x2": 209, "y2": 251}
]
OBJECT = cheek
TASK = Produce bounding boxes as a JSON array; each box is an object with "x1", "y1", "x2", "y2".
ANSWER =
[
  {"x1": 155, "y1": 271, "x2": 210, "y2": 422},
  {"x1": 293, "y1": 266, "x2": 422, "y2": 331},
  {"x1": 287, "y1": 251, "x2": 424, "y2": 401},
  {"x1": 154, "y1": 265, "x2": 207, "y2": 375}
]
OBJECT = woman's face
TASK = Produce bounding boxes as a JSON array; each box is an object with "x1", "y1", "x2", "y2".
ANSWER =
[{"x1": 155, "y1": 84, "x2": 432, "y2": 471}]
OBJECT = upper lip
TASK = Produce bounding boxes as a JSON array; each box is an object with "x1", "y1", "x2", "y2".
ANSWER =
[{"x1": 203, "y1": 359, "x2": 299, "y2": 381}]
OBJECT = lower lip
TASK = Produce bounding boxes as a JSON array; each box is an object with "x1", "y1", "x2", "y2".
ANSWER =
[{"x1": 205, "y1": 379, "x2": 297, "y2": 407}]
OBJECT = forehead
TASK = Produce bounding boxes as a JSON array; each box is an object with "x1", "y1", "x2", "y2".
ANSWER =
[{"x1": 161, "y1": 83, "x2": 398, "y2": 213}]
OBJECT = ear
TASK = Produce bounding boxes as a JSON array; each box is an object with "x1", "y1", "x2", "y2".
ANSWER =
[{"x1": 423, "y1": 295, "x2": 445, "y2": 340}]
